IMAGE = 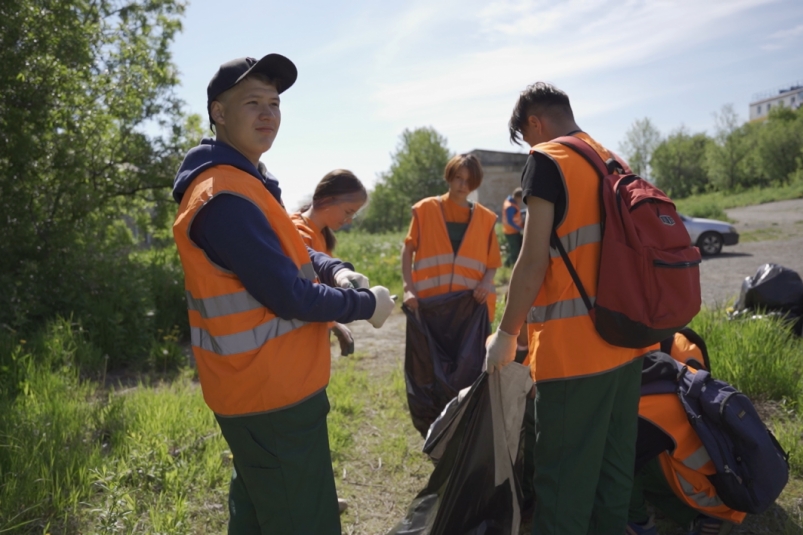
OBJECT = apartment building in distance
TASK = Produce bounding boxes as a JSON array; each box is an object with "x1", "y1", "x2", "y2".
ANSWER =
[{"x1": 749, "y1": 81, "x2": 803, "y2": 121}]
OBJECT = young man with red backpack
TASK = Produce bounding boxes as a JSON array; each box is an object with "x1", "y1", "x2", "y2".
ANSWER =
[{"x1": 485, "y1": 82, "x2": 647, "y2": 534}]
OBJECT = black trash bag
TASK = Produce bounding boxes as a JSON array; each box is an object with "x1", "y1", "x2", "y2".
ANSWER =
[
  {"x1": 733, "y1": 263, "x2": 803, "y2": 336},
  {"x1": 403, "y1": 291, "x2": 490, "y2": 436},
  {"x1": 387, "y1": 366, "x2": 531, "y2": 535}
]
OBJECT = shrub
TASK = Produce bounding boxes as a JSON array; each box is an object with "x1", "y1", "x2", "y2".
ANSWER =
[{"x1": 334, "y1": 231, "x2": 405, "y2": 297}]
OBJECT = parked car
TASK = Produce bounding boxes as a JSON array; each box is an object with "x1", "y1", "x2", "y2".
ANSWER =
[{"x1": 679, "y1": 214, "x2": 739, "y2": 255}]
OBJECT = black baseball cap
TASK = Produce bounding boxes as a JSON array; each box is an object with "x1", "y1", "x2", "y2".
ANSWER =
[{"x1": 206, "y1": 54, "x2": 297, "y2": 125}]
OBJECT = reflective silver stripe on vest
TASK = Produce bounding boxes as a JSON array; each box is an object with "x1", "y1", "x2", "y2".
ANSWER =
[
  {"x1": 549, "y1": 223, "x2": 602, "y2": 258},
  {"x1": 526, "y1": 296, "x2": 594, "y2": 324},
  {"x1": 677, "y1": 473, "x2": 724, "y2": 508},
  {"x1": 451, "y1": 274, "x2": 479, "y2": 289},
  {"x1": 414, "y1": 274, "x2": 453, "y2": 293},
  {"x1": 191, "y1": 317, "x2": 309, "y2": 356},
  {"x1": 414, "y1": 253, "x2": 455, "y2": 271},
  {"x1": 454, "y1": 255, "x2": 486, "y2": 273},
  {"x1": 683, "y1": 446, "x2": 712, "y2": 471},
  {"x1": 299, "y1": 263, "x2": 316, "y2": 281},
  {"x1": 186, "y1": 290, "x2": 263, "y2": 319}
]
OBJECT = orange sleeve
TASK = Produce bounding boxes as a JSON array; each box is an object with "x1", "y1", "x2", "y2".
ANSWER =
[
  {"x1": 487, "y1": 227, "x2": 502, "y2": 269},
  {"x1": 404, "y1": 211, "x2": 419, "y2": 250}
]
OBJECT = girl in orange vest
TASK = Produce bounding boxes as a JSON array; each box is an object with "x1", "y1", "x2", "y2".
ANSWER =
[
  {"x1": 401, "y1": 153, "x2": 502, "y2": 322},
  {"x1": 292, "y1": 170, "x2": 368, "y2": 357}
]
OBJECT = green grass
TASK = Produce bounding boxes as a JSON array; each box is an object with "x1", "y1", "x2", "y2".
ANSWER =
[
  {"x1": 335, "y1": 230, "x2": 405, "y2": 297},
  {"x1": 2, "y1": 305, "x2": 803, "y2": 533},
  {"x1": 690, "y1": 308, "x2": 803, "y2": 403},
  {"x1": 674, "y1": 181, "x2": 803, "y2": 220}
]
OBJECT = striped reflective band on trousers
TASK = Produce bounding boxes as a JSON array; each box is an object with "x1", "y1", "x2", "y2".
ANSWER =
[
  {"x1": 527, "y1": 296, "x2": 595, "y2": 323},
  {"x1": 549, "y1": 223, "x2": 601, "y2": 258},
  {"x1": 186, "y1": 263, "x2": 316, "y2": 356}
]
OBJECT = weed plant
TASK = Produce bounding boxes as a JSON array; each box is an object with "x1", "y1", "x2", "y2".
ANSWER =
[{"x1": 674, "y1": 179, "x2": 803, "y2": 221}]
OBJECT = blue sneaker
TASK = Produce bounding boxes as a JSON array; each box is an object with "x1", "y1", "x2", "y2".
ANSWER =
[{"x1": 626, "y1": 517, "x2": 657, "y2": 535}]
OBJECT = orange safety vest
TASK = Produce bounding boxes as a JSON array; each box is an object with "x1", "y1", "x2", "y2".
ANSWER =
[
  {"x1": 639, "y1": 390, "x2": 746, "y2": 523},
  {"x1": 668, "y1": 331, "x2": 706, "y2": 369},
  {"x1": 410, "y1": 196, "x2": 498, "y2": 320},
  {"x1": 526, "y1": 133, "x2": 642, "y2": 383},
  {"x1": 291, "y1": 212, "x2": 331, "y2": 256},
  {"x1": 502, "y1": 197, "x2": 522, "y2": 235},
  {"x1": 173, "y1": 165, "x2": 330, "y2": 416}
]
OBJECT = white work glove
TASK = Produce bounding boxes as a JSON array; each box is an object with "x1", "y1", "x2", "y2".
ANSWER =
[
  {"x1": 368, "y1": 286, "x2": 395, "y2": 328},
  {"x1": 334, "y1": 268, "x2": 369, "y2": 289},
  {"x1": 484, "y1": 328, "x2": 518, "y2": 374}
]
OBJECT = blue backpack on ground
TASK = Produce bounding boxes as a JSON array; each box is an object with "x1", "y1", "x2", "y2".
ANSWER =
[{"x1": 642, "y1": 352, "x2": 789, "y2": 514}]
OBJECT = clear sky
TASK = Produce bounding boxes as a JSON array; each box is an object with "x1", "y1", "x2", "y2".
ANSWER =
[{"x1": 170, "y1": 0, "x2": 803, "y2": 210}]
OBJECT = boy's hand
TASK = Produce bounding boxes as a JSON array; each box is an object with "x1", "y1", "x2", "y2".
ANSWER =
[
  {"x1": 334, "y1": 269, "x2": 369, "y2": 289},
  {"x1": 484, "y1": 328, "x2": 517, "y2": 374}
]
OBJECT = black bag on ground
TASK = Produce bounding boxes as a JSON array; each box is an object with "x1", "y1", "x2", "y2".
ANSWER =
[
  {"x1": 403, "y1": 291, "x2": 489, "y2": 436},
  {"x1": 734, "y1": 263, "x2": 803, "y2": 335},
  {"x1": 640, "y1": 352, "x2": 789, "y2": 514}
]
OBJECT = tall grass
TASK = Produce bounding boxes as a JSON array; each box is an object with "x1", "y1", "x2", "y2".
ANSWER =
[
  {"x1": 689, "y1": 309, "x2": 803, "y2": 403},
  {"x1": 0, "y1": 319, "x2": 229, "y2": 534}
]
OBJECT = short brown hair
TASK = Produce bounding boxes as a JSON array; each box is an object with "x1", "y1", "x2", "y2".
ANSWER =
[
  {"x1": 513, "y1": 187, "x2": 523, "y2": 198},
  {"x1": 444, "y1": 154, "x2": 483, "y2": 191}
]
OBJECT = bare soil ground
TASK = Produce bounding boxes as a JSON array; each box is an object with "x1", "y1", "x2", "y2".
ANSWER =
[{"x1": 336, "y1": 199, "x2": 803, "y2": 534}]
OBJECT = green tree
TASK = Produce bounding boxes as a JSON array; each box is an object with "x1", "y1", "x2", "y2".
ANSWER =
[
  {"x1": 651, "y1": 127, "x2": 712, "y2": 198},
  {"x1": 360, "y1": 127, "x2": 451, "y2": 232},
  {"x1": 0, "y1": 0, "x2": 200, "y2": 358},
  {"x1": 619, "y1": 118, "x2": 662, "y2": 180},
  {"x1": 705, "y1": 104, "x2": 758, "y2": 190},
  {"x1": 756, "y1": 105, "x2": 803, "y2": 185}
]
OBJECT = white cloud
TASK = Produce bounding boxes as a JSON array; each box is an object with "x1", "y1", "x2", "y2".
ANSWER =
[
  {"x1": 368, "y1": 0, "x2": 777, "y2": 122},
  {"x1": 762, "y1": 23, "x2": 803, "y2": 49}
]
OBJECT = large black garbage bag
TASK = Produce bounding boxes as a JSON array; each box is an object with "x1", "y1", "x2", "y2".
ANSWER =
[
  {"x1": 403, "y1": 291, "x2": 490, "y2": 436},
  {"x1": 734, "y1": 263, "x2": 803, "y2": 336},
  {"x1": 388, "y1": 364, "x2": 533, "y2": 535}
]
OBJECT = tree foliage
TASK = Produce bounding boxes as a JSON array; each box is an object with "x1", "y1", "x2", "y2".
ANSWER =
[
  {"x1": 705, "y1": 104, "x2": 758, "y2": 191},
  {"x1": 0, "y1": 0, "x2": 201, "y2": 360},
  {"x1": 360, "y1": 127, "x2": 451, "y2": 233},
  {"x1": 651, "y1": 127, "x2": 711, "y2": 198},
  {"x1": 618, "y1": 117, "x2": 662, "y2": 180}
]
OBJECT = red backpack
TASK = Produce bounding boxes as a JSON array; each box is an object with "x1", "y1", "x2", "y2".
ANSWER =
[{"x1": 551, "y1": 136, "x2": 702, "y2": 348}]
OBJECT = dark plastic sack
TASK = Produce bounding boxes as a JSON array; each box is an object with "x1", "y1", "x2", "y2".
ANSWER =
[
  {"x1": 735, "y1": 263, "x2": 803, "y2": 312},
  {"x1": 734, "y1": 263, "x2": 803, "y2": 336},
  {"x1": 403, "y1": 291, "x2": 489, "y2": 436},
  {"x1": 388, "y1": 367, "x2": 530, "y2": 535}
]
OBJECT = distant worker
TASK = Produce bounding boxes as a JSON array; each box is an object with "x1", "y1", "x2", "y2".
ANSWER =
[
  {"x1": 502, "y1": 187, "x2": 524, "y2": 267},
  {"x1": 171, "y1": 54, "x2": 395, "y2": 534},
  {"x1": 485, "y1": 82, "x2": 645, "y2": 534},
  {"x1": 630, "y1": 332, "x2": 746, "y2": 535},
  {"x1": 292, "y1": 170, "x2": 368, "y2": 358},
  {"x1": 401, "y1": 153, "x2": 502, "y2": 322}
]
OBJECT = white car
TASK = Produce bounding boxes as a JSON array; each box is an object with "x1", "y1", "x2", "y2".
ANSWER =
[{"x1": 679, "y1": 214, "x2": 739, "y2": 256}]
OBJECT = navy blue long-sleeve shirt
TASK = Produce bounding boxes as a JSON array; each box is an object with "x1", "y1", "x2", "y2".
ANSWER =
[{"x1": 173, "y1": 138, "x2": 375, "y2": 324}]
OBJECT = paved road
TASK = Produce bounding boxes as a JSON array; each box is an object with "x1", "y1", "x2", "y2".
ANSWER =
[{"x1": 700, "y1": 199, "x2": 803, "y2": 306}]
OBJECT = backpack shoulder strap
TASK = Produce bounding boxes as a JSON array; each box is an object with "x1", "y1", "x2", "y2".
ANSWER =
[{"x1": 554, "y1": 136, "x2": 609, "y2": 178}]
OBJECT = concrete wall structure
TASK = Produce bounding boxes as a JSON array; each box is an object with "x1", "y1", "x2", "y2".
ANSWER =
[{"x1": 467, "y1": 149, "x2": 529, "y2": 216}]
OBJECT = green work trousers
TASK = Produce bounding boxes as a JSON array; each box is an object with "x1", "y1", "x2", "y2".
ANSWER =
[
  {"x1": 215, "y1": 390, "x2": 340, "y2": 535},
  {"x1": 504, "y1": 232, "x2": 523, "y2": 267},
  {"x1": 629, "y1": 457, "x2": 699, "y2": 527},
  {"x1": 531, "y1": 358, "x2": 642, "y2": 535}
]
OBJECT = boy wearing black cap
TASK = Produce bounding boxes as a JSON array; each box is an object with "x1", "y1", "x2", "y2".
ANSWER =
[{"x1": 172, "y1": 55, "x2": 395, "y2": 534}]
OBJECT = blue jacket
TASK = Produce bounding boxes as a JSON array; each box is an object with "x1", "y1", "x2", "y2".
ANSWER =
[{"x1": 173, "y1": 138, "x2": 376, "y2": 323}]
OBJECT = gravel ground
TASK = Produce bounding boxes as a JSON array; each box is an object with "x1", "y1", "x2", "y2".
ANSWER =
[{"x1": 700, "y1": 199, "x2": 803, "y2": 306}]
